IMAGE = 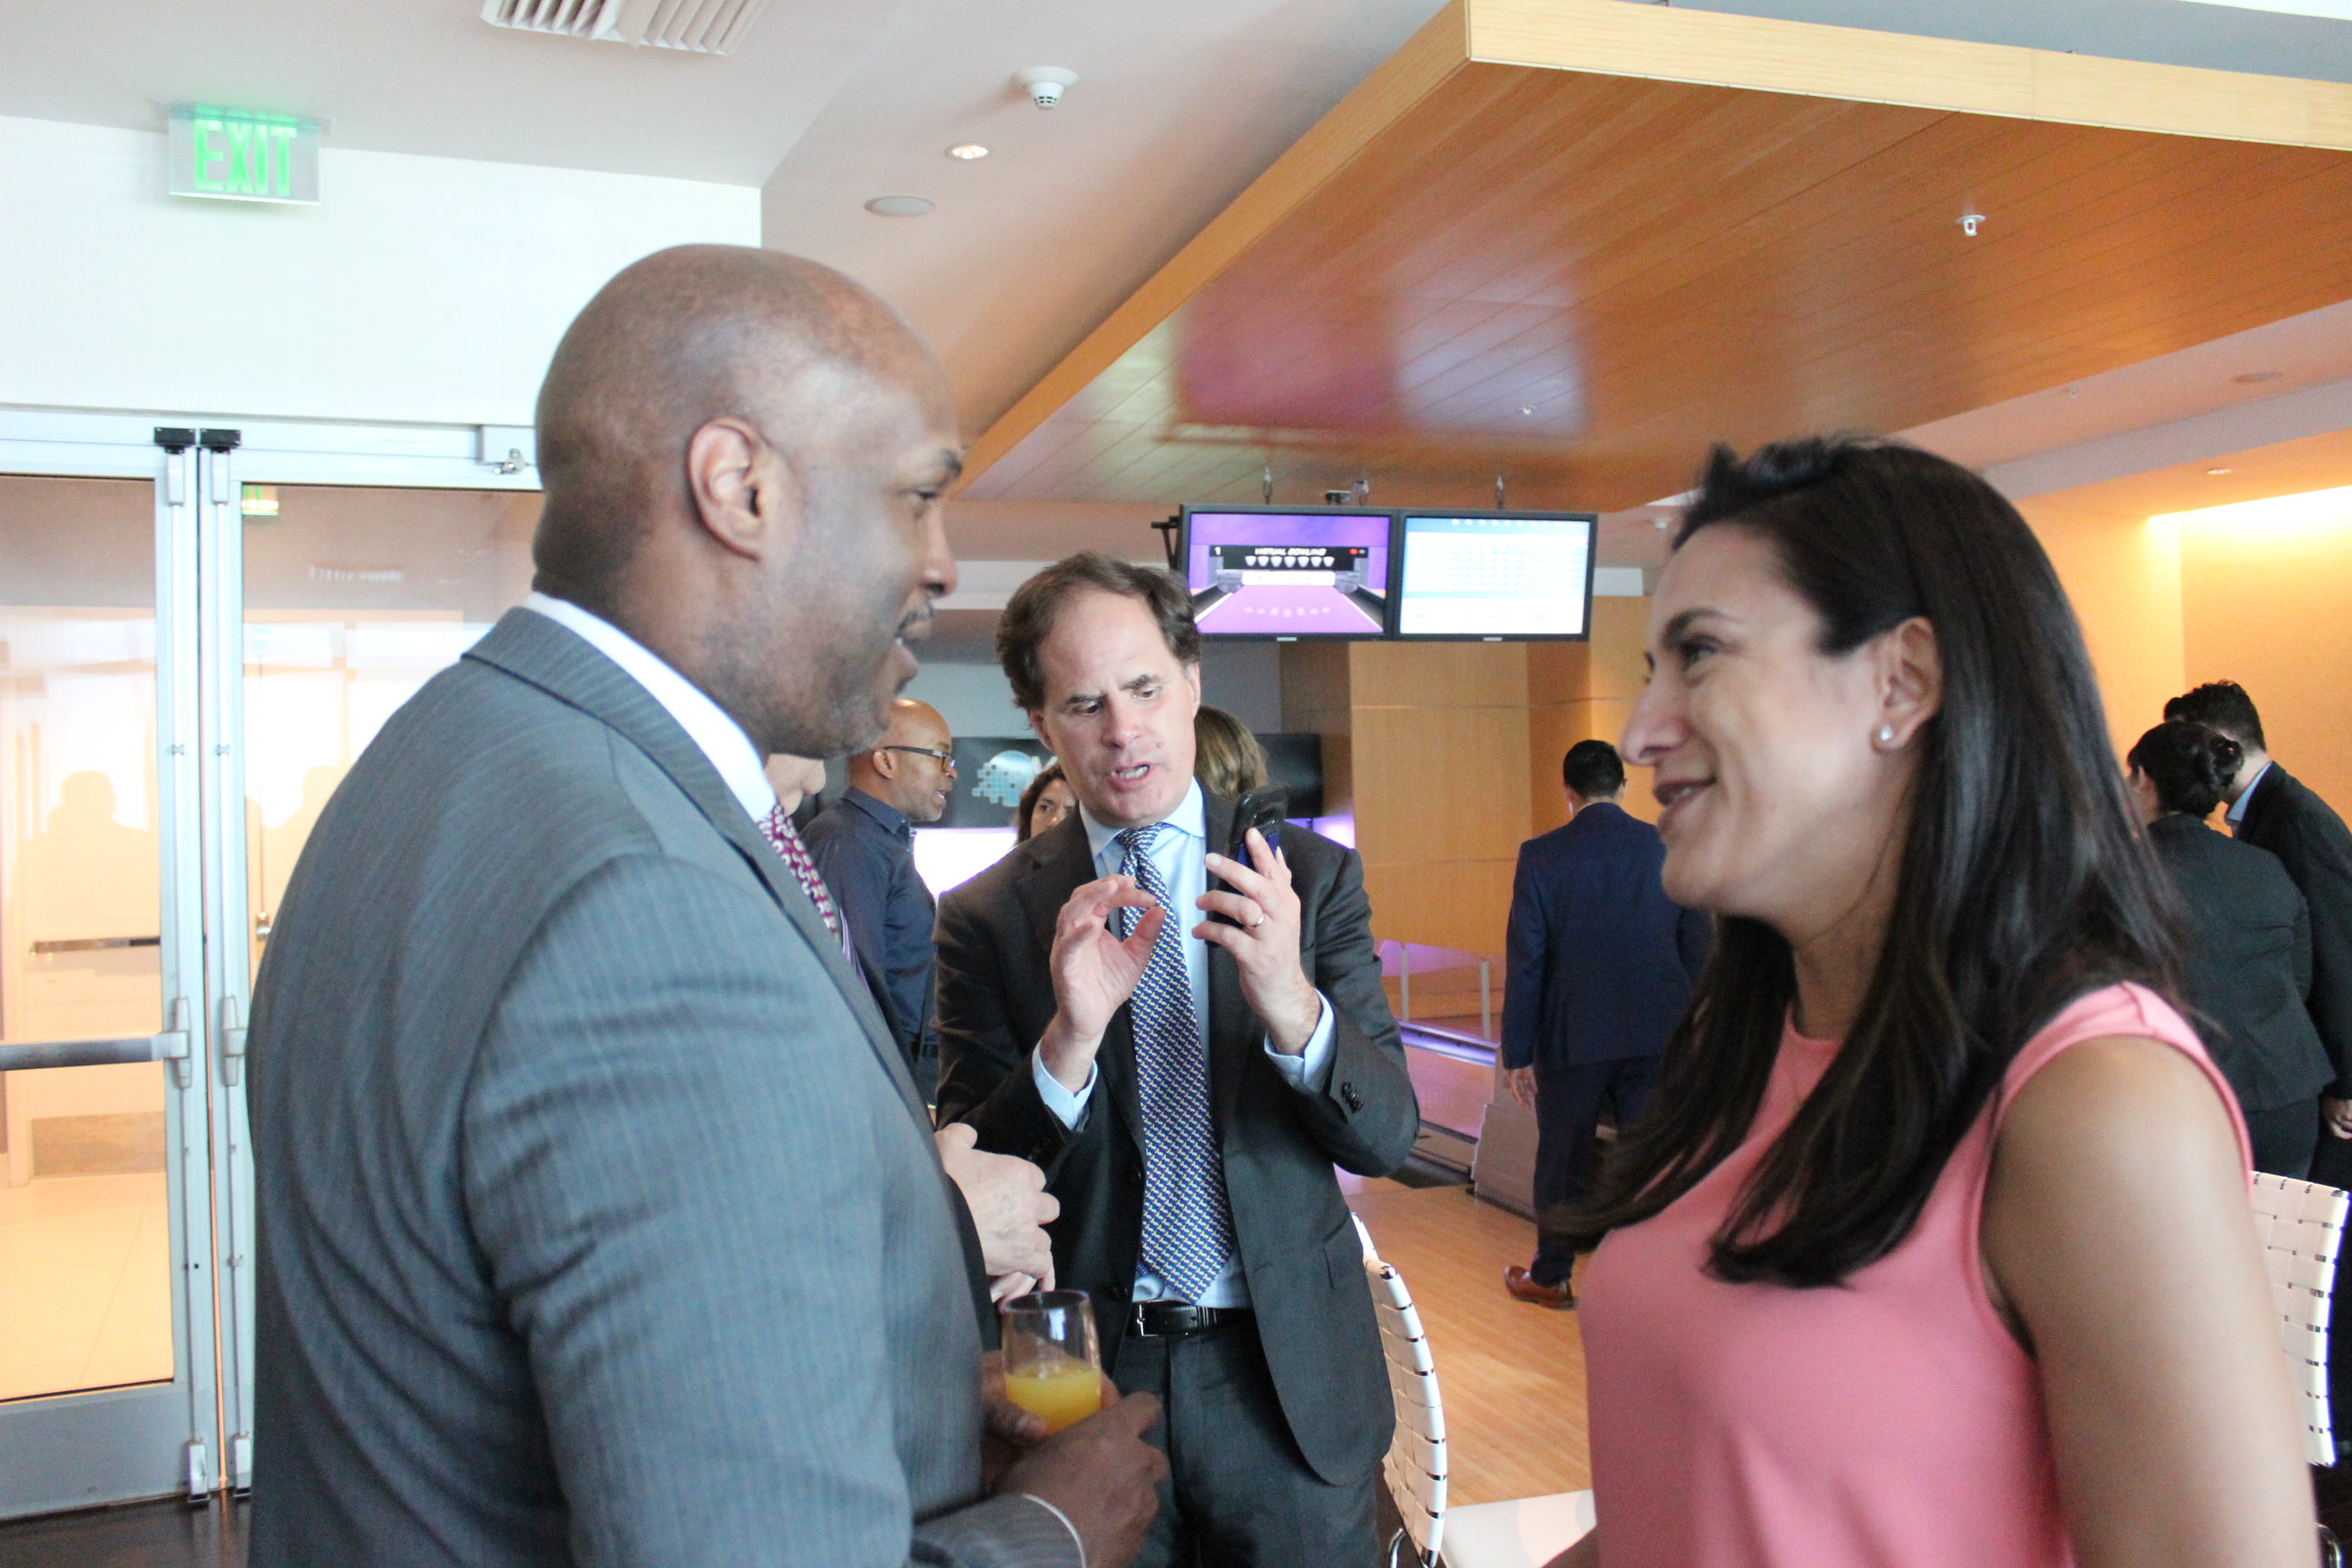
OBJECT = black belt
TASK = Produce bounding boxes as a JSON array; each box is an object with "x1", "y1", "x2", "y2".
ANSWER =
[{"x1": 1129, "y1": 1300, "x2": 1252, "y2": 1340}]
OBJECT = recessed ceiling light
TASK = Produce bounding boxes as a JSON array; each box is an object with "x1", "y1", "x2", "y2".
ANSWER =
[
  {"x1": 865, "y1": 195, "x2": 935, "y2": 218},
  {"x1": 947, "y1": 143, "x2": 988, "y2": 161},
  {"x1": 2208, "y1": 466, "x2": 2235, "y2": 475},
  {"x1": 2233, "y1": 370, "x2": 2286, "y2": 385}
]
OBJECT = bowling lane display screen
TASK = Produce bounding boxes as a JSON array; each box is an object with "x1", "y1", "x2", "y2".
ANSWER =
[
  {"x1": 1181, "y1": 508, "x2": 1393, "y2": 638},
  {"x1": 1393, "y1": 512, "x2": 1598, "y2": 640}
]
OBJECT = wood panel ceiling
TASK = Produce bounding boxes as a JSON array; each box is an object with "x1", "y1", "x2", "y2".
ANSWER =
[{"x1": 958, "y1": 0, "x2": 2352, "y2": 513}]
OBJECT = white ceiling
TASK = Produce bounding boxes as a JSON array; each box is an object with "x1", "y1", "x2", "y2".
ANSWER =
[
  {"x1": 759, "y1": 0, "x2": 1455, "y2": 436},
  {"x1": 5, "y1": 0, "x2": 2352, "y2": 458},
  {"x1": 0, "y1": 0, "x2": 902, "y2": 183}
]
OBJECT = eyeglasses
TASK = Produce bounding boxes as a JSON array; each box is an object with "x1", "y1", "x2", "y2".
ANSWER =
[{"x1": 879, "y1": 746, "x2": 956, "y2": 770}]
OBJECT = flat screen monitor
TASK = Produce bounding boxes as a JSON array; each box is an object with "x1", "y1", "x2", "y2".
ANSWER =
[
  {"x1": 1180, "y1": 506, "x2": 1394, "y2": 638},
  {"x1": 1391, "y1": 511, "x2": 1598, "y2": 640}
]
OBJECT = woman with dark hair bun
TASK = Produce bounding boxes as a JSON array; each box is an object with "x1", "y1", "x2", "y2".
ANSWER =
[
  {"x1": 2130, "y1": 720, "x2": 2331, "y2": 1177},
  {"x1": 1556, "y1": 437, "x2": 2308, "y2": 1568}
]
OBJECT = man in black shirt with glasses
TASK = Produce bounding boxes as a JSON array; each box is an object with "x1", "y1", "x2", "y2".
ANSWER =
[{"x1": 806, "y1": 697, "x2": 957, "y2": 1094}]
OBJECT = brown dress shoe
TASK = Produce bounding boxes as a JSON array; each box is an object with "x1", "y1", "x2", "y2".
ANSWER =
[{"x1": 1504, "y1": 1264, "x2": 1575, "y2": 1309}]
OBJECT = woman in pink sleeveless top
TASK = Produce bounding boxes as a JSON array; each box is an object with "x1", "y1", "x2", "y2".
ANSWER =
[{"x1": 1556, "y1": 438, "x2": 2311, "y2": 1568}]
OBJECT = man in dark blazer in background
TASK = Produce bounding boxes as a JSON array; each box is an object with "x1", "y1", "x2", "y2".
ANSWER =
[
  {"x1": 2167, "y1": 681, "x2": 2352, "y2": 1171},
  {"x1": 246, "y1": 248, "x2": 1162, "y2": 1568},
  {"x1": 1500, "y1": 740, "x2": 1709, "y2": 1309},
  {"x1": 935, "y1": 553, "x2": 1419, "y2": 1568}
]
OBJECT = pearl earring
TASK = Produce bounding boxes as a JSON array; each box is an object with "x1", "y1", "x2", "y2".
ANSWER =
[{"x1": 1877, "y1": 724, "x2": 1896, "y2": 746}]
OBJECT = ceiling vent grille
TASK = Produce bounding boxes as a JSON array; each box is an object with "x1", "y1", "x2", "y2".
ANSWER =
[{"x1": 481, "y1": 0, "x2": 773, "y2": 54}]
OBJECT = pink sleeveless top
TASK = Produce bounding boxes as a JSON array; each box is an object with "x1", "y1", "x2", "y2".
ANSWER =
[{"x1": 1579, "y1": 983, "x2": 2248, "y2": 1568}]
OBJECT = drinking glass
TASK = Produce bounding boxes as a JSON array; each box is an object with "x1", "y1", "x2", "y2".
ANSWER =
[{"x1": 1000, "y1": 1289, "x2": 1103, "y2": 1434}]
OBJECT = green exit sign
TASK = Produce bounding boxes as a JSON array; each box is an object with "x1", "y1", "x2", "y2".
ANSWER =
[{"x1": 168, "y1": 105, "x2": 321, "y2": 205}]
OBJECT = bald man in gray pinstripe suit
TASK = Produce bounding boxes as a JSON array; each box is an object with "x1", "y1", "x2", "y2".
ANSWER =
[{"x1": 247, "y1": 247, "x2": 1162, "y2": 1568}]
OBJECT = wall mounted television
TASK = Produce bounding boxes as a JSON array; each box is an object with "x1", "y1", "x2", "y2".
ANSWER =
[
  {"x1": 1388, "y1": 511, "x2": 1599, "y2": 642},
  {"x1": 1179, "y1": 505, "x2": 1393, "y2": 640}
]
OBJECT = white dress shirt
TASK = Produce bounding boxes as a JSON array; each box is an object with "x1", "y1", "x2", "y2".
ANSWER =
[
  {"x1": 1030, "y1": 778, "x2": 1336, "y2": 1307},
  {"x1": 520, "y1": 593, "x2": 777, "y2": 823},
  {"x1": 2226, "y1": 760, "x2": 2274, "y2": 831}
]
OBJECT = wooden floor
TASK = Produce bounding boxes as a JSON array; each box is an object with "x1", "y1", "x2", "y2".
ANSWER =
[
  {"x1": 1345, "y1": 1183, "x2": 1592, "y2": 1506},
  {"x1": 0, "y1": 1496, "x2": 244, "y2": 1568}
]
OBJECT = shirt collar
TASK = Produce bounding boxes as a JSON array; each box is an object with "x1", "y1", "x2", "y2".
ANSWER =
[
  {"x1": 1081, "y1": 777, "x2": 1206, "y2": 867},
  {"x1": 2227, "y1": 760, "x2": 2275, "y2": 827},
  {"x1": 521, "y1": 593, "x2": 776, "y2": 824},
  {"x1": 844, "y1": 786, "x2": 913, "y2": 841}
]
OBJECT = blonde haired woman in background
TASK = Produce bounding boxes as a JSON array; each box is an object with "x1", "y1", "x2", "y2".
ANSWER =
[{"x1": 1194, "y1": 705, "x2": 1269, "y2": 799}]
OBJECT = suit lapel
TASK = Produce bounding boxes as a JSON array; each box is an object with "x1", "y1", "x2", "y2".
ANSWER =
[
  {"x1": 1016, "y1": 817, "x2": 1146, "y2": 1151},
  {"x1": 1201, "y1": 792, "x2": 1253, "y2": 1132},
  {"x1": 464, "y1": 609, "x2": 925, "y2": 1122}
]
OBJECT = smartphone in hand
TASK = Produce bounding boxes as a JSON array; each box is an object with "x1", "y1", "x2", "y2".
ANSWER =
[{"x1": 1210, "y1": 785, "x2": 1290, "y2": 926}]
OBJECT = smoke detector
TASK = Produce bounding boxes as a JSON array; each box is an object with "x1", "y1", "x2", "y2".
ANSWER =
[
  {"x1": 1015, "y1": 67, "x2": 1080, "y2": 108},
  {"x1": 482, "y1": 0, "x2": 775, "y2": 54}
]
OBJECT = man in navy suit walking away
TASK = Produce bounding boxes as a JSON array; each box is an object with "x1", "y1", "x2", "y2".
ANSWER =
[{"x1": 1500, "y1": 740, "x2": 1710, "y2": 1308}]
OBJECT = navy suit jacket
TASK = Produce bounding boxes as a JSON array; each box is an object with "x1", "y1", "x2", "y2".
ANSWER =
[{"x1": 1501, "y1": 801, "x2": 1710, "y2": 1071}]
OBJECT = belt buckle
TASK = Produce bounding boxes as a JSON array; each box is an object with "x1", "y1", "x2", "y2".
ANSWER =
[{"x1": 1132, "y1": 1300, "x2": 1204, "y2": 1339}]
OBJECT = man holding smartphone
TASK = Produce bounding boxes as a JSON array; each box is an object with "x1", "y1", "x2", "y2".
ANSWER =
[{"x1": 935, "y1": 552, "x2": 1419, "y2": 1567}]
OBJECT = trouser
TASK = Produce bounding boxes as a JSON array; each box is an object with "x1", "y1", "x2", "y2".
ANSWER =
[
  {"x1": 1111, "y1": 1315, "x2": 1379, "y2": 1568},
  {"x1": 2244, "y1": 1097, "x2": 2319, "y2": 1180},
  {"x1": 1531, "y1": 1054, "x2": 1663, "y2": 1287}
]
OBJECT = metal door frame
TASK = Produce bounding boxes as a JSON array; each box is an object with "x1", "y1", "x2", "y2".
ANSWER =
[
  {"x1": 0, "y1": 406, "x2": 537, "y2": 1515},
  {"x1": 198, "y1": 416, "x2": 539, "y2": 1494},
  {"x1": 0, "y1": 411, "x2": 218, "y2": 1515}
]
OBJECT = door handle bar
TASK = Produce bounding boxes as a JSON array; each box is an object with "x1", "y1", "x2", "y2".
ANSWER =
[{"x1": 0, "y1": 999, "x2": 193, "y2": 1083}]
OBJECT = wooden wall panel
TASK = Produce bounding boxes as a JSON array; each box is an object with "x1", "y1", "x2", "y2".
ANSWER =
[
  {"x1": 1361, "y1": 858, "x2": 1522, "y2": 959},
  {"x1": 1353, "y1": 705, "x2": 1533, "y2": 867}
]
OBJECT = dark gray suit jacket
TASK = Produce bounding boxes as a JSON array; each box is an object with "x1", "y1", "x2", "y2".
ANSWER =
[
  {"x1": 247, "y1": 609, "x2": 1076, "y2": 1568},
  {"x1": 2150, "y1": 812, "x2": 2333, "y2": 1112},
  {"x1": 2236, "y1": 763, "x2": 2352, "y2": 1096},
  {"x1": 933, "y1": 802, "x2": 1417, "y2": 1486}
]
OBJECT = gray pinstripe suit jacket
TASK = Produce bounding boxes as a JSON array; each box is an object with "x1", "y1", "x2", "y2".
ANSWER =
[{"x1": 247, "y1": 608, "x2": 1077, "y2": 1568}]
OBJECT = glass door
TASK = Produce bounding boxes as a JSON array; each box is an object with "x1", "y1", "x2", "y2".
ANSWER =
[
  {"x1": 205, "y1": 429, "x2": 541, "y2": 1488},
  {"x1": 0, "y1": 411, "x2": 540, "y2": 1519},
  {"x1": 0, "y1": 425, "x2": 220, "y2": 1517}
]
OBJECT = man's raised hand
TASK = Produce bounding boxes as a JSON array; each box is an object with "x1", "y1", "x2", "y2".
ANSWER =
[{"x1": 1038, "y1": 875, "x2": 1162, "y2": 1091}]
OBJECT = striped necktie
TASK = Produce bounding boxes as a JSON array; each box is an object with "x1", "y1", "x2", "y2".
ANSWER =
[
  {"x1": 759, "y1": 803, "x2": 855, "y2": 965},
  {"x1": 1115, "y1": 822, "x2": 1236, "y2": 1303}
]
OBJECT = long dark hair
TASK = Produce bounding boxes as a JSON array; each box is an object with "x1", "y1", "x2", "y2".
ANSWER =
[
  {"x1": 2130, "y1": 720, "x2": 2242, "y2": 819},
  {"x1": 1574, "y1": 436, "x2": 2180, "y2": 1288}
]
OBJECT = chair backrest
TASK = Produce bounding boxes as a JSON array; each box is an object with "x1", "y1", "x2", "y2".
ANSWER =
[
  {"x1": 1357, "y1": 1223, "x2": 1447, "y2": 1565},
  {"x1": 2249, "y1": 1172, "x2": 2348, "y2": 1465}
]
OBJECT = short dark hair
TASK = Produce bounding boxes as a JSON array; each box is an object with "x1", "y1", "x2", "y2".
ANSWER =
[
  {"x1": 2164, "y1": 681, "x2": 2266, "y2": 751},
  {"x1": 996, "y1": 552, "x2": 1200, "y2": 713},
  {"x1": 1574, "y1": 436, "x2": 2177, "y2": 1289},
  {"x1": 2129, "y1": 720, "x2": 2242, "y2": 819},
  {"x1": 1562, "y1": 740, "x2": 1625, "y2": 799}
]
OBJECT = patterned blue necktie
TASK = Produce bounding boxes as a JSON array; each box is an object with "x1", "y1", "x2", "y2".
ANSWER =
[{"x1": 1115, "y1": 823, "x2": 1236, "y2": 1303}]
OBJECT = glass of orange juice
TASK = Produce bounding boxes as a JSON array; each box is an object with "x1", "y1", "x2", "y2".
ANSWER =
[{"x1": 1001, "y1": 1290, "x2": 1103, "y2": 1435}]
